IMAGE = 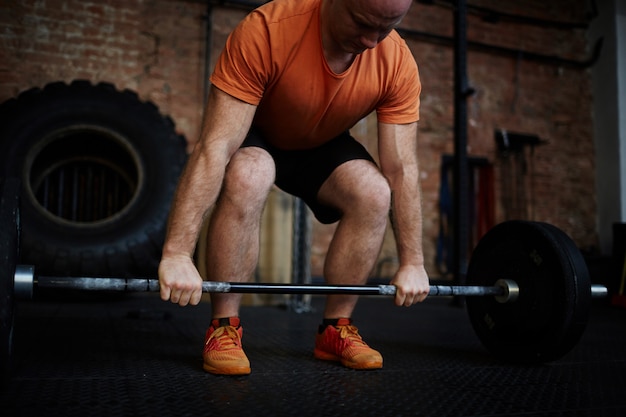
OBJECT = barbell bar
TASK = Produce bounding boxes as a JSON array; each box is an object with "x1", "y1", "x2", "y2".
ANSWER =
[
  {"x1": 12, "y1": 265, "x2": 609, "y2": 302},
  {"x1": 14, "y1": 265, "x2": 517, "y2": 300}
]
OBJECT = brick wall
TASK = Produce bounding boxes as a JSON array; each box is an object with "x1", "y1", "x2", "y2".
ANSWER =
[
  {"x1": 0, "y1": 0, "x2": 598, "y2": 279},
  {"x1": 400, "y1": 0, "x2": 597, "y2": 278},
  {"x1": 0, "y1": 0, "x2": 206, "y2": 150}
]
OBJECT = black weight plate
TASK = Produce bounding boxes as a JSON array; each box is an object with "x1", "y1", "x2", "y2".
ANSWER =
[
  {"x1": 466, "y1": 220, "x2": 591, "y2": 364},
  {"x1": 534, "y1": 221, "x2": 592, "y2": 353},
  {"x1": 0, "y1": 178, "x2": 20, "y2": 383}
]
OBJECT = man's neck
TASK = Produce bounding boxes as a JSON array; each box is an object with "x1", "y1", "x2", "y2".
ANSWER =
[{"x1": 320, "y1": 0, "x2": 356, "y2": 73}]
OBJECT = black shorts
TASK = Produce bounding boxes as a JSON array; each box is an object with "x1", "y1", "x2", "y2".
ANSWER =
[{"x1": 241, "y1": 129, "x2": 376, "y2": 224}]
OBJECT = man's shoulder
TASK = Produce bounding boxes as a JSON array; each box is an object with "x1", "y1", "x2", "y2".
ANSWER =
[
  {"x1": 380, "y1": 30, "x2": 412, "y2": 54},
  {"x1": 363, "y1": 29, "x2": 416, "y2": 71}
]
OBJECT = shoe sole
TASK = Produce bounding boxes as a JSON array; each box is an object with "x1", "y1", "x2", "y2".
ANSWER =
[
  {"x1": 203, "y1": 363, "x2": 251, "y2": 376},
  {"x1": 314, "y1": 349, "x2": 383, "y2": 370}
]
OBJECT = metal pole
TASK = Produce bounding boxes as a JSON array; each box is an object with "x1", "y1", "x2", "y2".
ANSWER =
[
  {"x1": 34, "y1": 275, "x2": 506, "y2": 297},
  {"x1": 453, "y1": 0, "x2": 473, "y2": 286},
  {"x1": 291, "y1": 197, "x2": 313, "y2": 312},
  {"x1": 23, "y1": 273, "x2": 607, "y2": 301}
]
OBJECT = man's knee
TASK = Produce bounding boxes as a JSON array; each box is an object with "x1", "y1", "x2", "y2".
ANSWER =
[
  {"x1": 341, "y1": 168, "x2": 391, "y2": 217},
  {"x1": 222, "y1": 147, "x2": 275, "y2": 203},
  {"x1": 361, "y1": 174, "x2": 391, "y2": 217}
]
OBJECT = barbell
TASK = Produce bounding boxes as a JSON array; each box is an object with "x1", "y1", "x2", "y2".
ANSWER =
[
  {"x1": 14, "y1": 266, "x2": 521, "y2": 300},
  {"x1": 0, "y1": 178, "x2": 609, "y2": 381},
  {"x1": 12, "y1": 265, "x2": 608, "y2": 300}
]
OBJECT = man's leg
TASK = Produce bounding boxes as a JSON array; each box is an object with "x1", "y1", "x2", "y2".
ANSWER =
[
  {"x1": 202, "y1": 146, "x2": 275, "y2": 375},
  {"x1": 205, "y1": 146, "x2": 276, "y2": 316},
  {"x1": 317, "y1": 159, "x2": 391, "y2": 318},
  {"x1": 313, "y1": 159, "x2": 390, "y2": 369}
]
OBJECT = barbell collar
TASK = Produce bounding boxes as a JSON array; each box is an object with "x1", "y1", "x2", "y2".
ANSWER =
[
  {"x1": 494, "y1": 279, "x2": 519, "y2": 303},
  {"x1": 14, "y1": 264, "x2": 34, "y2": 300},
  {"x1": 591, "y1": 284, "x2": 608, "y2": 298}
]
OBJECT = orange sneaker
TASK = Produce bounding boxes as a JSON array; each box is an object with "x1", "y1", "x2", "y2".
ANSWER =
[
  {"x1": 202, "y1": 317, "x2": 251, "y2": 375},
  {"x1": 314, "y1": 318, "x2": 383, "y2": 370}
]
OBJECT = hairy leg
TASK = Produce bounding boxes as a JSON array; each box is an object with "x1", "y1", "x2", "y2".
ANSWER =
[
  {"x1": 316, "y1": 160, "x2": 391, "y2": 318},
  {"x1": 205, "y1": 146, "x2": 276, "y2": 318}
]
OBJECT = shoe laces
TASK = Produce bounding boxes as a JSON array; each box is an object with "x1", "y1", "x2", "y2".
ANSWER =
[
  {"x1": 337, "y1": 325, "x2": 368, "y2": 348},
  {"x1": 207, "y1": 326, "x2": 241, "y2": 351}
]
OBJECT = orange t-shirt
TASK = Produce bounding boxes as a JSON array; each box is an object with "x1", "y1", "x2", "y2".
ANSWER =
[{"x1": 210, "y1": 0, "x2": 421, "y2": 150}]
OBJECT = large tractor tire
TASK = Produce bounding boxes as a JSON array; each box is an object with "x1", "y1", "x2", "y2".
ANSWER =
[{"x1": 0, "y1": 80, "x2": 188, "y2": 277}]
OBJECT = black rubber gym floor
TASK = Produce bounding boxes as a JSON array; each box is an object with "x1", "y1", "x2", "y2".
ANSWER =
[{"x1": 1, "y1": 292, "x2": 625, "y2": 417}]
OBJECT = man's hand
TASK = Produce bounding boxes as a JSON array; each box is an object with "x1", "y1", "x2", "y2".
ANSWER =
[
  {"x1": 158, "y1": 254, "x2": 204, "y2": 306},
  {"x1": 390, "y1": 264, "x2": 430, "y2": 307}
]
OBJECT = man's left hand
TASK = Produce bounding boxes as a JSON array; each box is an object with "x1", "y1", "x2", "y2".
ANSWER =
[{"x1": 390, "y1": 264, "x2": 430, "y2": 307}]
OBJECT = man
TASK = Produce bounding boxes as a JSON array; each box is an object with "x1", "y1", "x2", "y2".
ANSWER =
[{"x1": 158, "y1": 0, "x2": 430, "y2": 375}]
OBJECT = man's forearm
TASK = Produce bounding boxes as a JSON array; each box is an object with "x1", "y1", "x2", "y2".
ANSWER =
[
  {"x1": 389, "y1": 175, "x2": 425, "y2": 267},
  {"x1": 377, "y1": 122, "x2": 425, "y2": 267},
  {"x1": 161, "y1": 146, "x2": 227, "y2": 259}
]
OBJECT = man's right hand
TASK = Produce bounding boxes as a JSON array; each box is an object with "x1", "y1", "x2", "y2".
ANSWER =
[{"x1": 158, "y1": 254, "x2": 204, "y2": 306}]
